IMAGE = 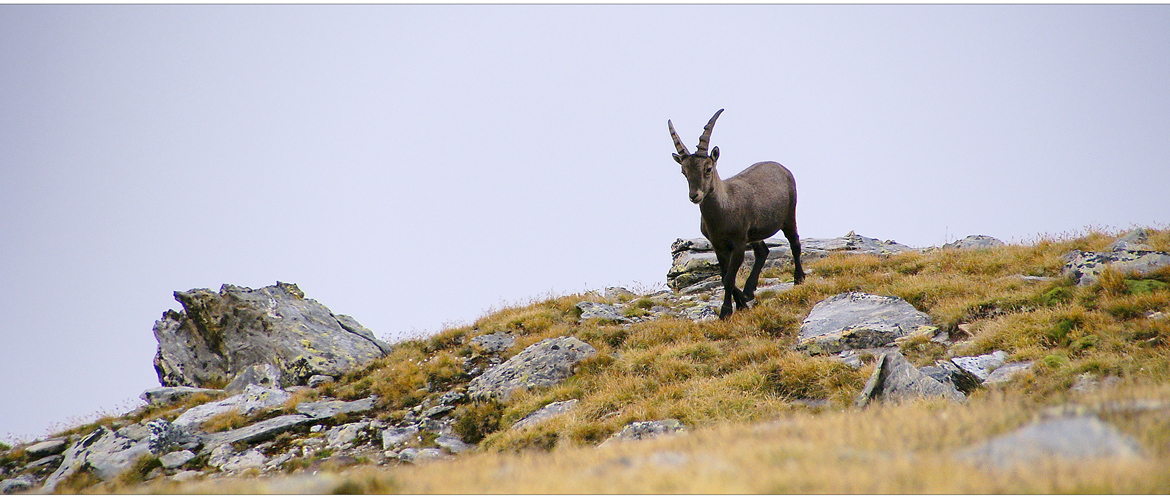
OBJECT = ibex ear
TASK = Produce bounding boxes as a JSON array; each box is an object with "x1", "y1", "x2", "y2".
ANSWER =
[
  {"x1": 710, "y1": 146, "x2": 719, "y2": 163},
  {"x1": 672, "y1": 153, "x2": 683, "y2": 164}
]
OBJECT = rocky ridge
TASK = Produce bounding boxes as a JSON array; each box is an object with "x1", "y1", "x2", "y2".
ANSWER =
[{"x1": 3, "y1": 229, "x2": 1168, "y2": 493}]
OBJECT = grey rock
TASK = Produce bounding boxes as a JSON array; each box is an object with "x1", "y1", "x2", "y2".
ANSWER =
[
  {"x1": 681, "y1": 303, "x2": 718, "y2": 322},
  {"x1": 146, "y1": 419, "x2": 187, "y2": 455},
  {"x1": 983, "y1": 361, "x2": 1033, "y2": 386},
  {"x1": 200, "y1": 414, "x2": 314, "y2": 452},
  {"x1": 325, "y1": 422, "x2": 370, "y2": 449},
  {"x1": 679, "y1": 278, "x2": 722, "y2": 295},
  {"x1": 855, "y1": 351, "x2": 966, "y2": 407},
  {"x1": 40, "y1": 428, "x2": 103, "y2": 493},
  {"x1": 421, "y1": 404, "x2": 454, "y2": 419},
  {"x1": 928, "y1": 360, "x2": 983, "y2": 394},
  {"x1": 957, "y1": 416, "x2": 1143, "y2": 469},
  {"x1": 152, "y1": 282, "x2": 390, "y2": 389},
  {"x1": 171, "y1": 384, "x2": 291, "y2": 430},
  {"x1": 603, "y1": 287, "x2": 635, "y2": 300},
  {"x1": 224, "y1": 363, "x2": 283, "y2": 392},
  {"x1": 307, "y1": 375, "x2": 335, "y2": 388},
  {"x1": 23, "y1": 454, "x2": 63, "y2": 471},
  {"x1": 207, "y1": 443, "x2": 235, "y2": 469},
  {"x1": 1107, "y1": 228, "x2": 1154, "y2": 252},
  {"x1": 159, "y1": 450, "x2": 195, "y2": 469},
  {"x1": 512, "y1": 399, "x2": 579, "y2": 430},
  {"x1": 1062, "y1": 244, "x2": 1170, "y2": 286},
  {"x1": 576, "y1": 302, "x2": 630, "y2": 322},
  {"x1": 668, "y1": 231, "x2": 916, "y2": 290},
  {"x1": 436, "y1": 389, "x2": 467, "y2": 406},
  {"x1": 24, "y1": 439, "x2": 67, "y2": 459},
  {"x1": 397, "y1": 447, "x2": 446, "y2": 463},
  {"x1": 602, "y1": 419, "x2": 685, "y2": 445},
  {"x1": 381, "y1": 425, "x2": 419, "y2": 449},
  {"x1": 116, "y1": 423, "x2": 151, "y2": 442},
  {"x1": 951, "y1": 351, "x2": 1007, "y2": 382},
  {"x1": 295, "y1": 396, "x2": 376, "y2": 419},
  {"x1": 435, "y1": 435, "x2": 472, "y2": 453},
  {"x1": 79, "y1": 427, "x2": 153, "y2": 482},
  {"x1": 1, "y1": 475, "x2": 36, "y2": 495},
  {"x1": 140, "y1": 386, "x2": 224, "y2": 405},
  {"x1": 469, "y1": 332, "x2": 515, "y2": 354},
  {"x1": 943, "y1": 235, "x2": 1005, "y2": 251},
  {"x1": 796, "y1": 292, "x2": 936, "y2": 356},
  {"x1": 209, "y1": 446, "x2": 266, "y2": 472},
  {"x1": 467, "y1": 336, "x2": 597, "y2": 400}
]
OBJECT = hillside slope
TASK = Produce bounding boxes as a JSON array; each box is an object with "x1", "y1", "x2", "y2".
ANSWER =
[{"x1": 3, "y1": 228, "x2": 1169, "y2": 494}]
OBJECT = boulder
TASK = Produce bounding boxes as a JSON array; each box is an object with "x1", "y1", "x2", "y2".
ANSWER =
[
  {"x1": 307, "y1": 375, "x2": 335, "y2": 388},
  {"x1": 576, "y1": 302, "x2": 630, "y2": 323},
  {"x1": 796, "y1": 292, "x2": 936, "y2": 355},
  {"x1": 435, "y1": 435, "x2": 472, "y2": 453},
  {"x1": 983, "y1": 361, "x2": 1033, "y2": 386},
  {"x1": 467, "y1": 337, "x2": 597, "y2": 400},
  {"x1": 957, "y1": 416, "x2": 1143, "y2": 469},
  {"x1": 40, "y1": 425, "x2": 152, "y2": 489},
  {"x1": 199, "y1": 414, "x2": 314, "y2": 452},
  {"x1": 224, "y1": 364, "x2": 283, "y2": 392},
  {"x1": 208, "y1": 445, "x2": 266, "y2": 473},
  {"x1": 152, "y1": 282, "x2": 391, "y2": 389},
  {"x1": 0, "y1": 475, "x2": 36, "y2": 495},
  {"x1": 468, "y1": 332, "x2": 515, "y2": 354},
  {"x1": 397, "y1": 447, "x2": 446, "y2": 463},
  {"x1": 171, "y1": 384, "x2": 291, "y2": 430},
  {"x1": 512, "y1": 399, "x2": 579, "y2": 430},
  {"x1": 950, "y1": 351, "x2": 1007, "y2": 382},
  {"x1": 140, "y1": 386, "x2": 224, "y2": 406},
  {"x1": 668, "y1": 231, "x2": 916, "y2": 290},
  {"x1": 1107, "y1": 228, "x2": 1154, "y2": 252},
  {"x1": 24, "y1": 439, "x2": 67, "y2": 459},
  {"x1": 943, "y1": 235, "x2": 1005, "y2": 250},
  {"x1": 1062, "y1": 230, "x2": 1170, "y2": 285},
  {"x1": 601, "y1": 419, "x2": 685, "y2": 445},
  {"x1": 158, "y1": 450, "x2": 195, "y2": 469},
  {"x1": 855, "y1": 351, "x2": 966, "y2": 407},
  {"x1": 381, "y1": 425, "x2": 419, "y2": 449},
  {"x1": 325, "y1": 422, "x2": 370, "y2": 449},
  {"x1": 295, "y1": 396, "x2": 377, "y2": 419},
  {"x1": 921, "y1": 360, "x2": 982, "y2": 394}
]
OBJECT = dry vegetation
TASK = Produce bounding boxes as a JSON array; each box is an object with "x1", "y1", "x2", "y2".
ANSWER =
[{"x1": 53, "y1": 228, "x2": 1170, "y2": 493}]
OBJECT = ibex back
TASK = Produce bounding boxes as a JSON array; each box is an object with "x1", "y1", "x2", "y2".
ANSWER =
[{"x1": 668, "y1": 109, "x2": 805, "y2": 319}]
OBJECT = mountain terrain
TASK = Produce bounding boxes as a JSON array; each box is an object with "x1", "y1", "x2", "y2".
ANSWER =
[{"x1": 2, "y1": 227, "x2": 1170, "y2": 494}]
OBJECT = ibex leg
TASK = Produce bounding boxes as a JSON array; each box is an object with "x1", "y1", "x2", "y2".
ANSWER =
[
  {"x1": 719, "y1": 242, "x2": 750, "y2": 319},
  {"x1": 743, "y1": 241, "x2": 769, "y2": 302},
  {"x1": 784, "y1": 226, "x2": 805, "y2": 285}
]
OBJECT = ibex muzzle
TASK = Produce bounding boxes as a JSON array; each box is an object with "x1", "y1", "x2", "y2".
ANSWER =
[{"x1": 668, "y1": 109, "x2": 805, "y2": 319}]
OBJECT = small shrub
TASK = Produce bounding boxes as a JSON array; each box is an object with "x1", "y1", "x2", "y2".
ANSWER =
[
  {"x1": 453, "y1": 401, "x2": 505, "y2": 444},
  {"x1": 115, "y1": 454, "x2": 163, "y2": 487}
]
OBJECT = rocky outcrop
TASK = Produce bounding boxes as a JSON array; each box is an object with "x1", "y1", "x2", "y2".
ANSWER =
[
  {"x1": 512, "y1": 400, "x2": 579, "y2": 430},
  {"x1": 467, "y1": 337, "x2": 597, "y2": 400},
  {"x1": 942, "y1": 235, "x2": 1005, "y2": 250},
  {"x1": 152, "y1": 282, "x2": 391, "y2": 388},
  {"x1": 796, "y1": 292, "x2": 937, "y2": 355},
  {"x1": 855, "y1": 352, "x2": 966, "y2": 407},
  {"x1": 601, "y1": 419, "x2": 686, "y2": 446},
  {"x1": 40, "y1": 426, "x2": 152, "y2": 492},
  {"x1": 1063, "y1": 229, "x2": 1170, "y2": 285},
  {"x1": 170, "y1": 384, "x2": 291, "y2": 430},
  {"x1": 668, "y1": 231, "x2": 916, "y2": 290},
  {"x1": 957, "y1": 415, "x2": 1144, "y2": 469},
  {"x1": 576, "y1": 302, "x2": 630, "y2": 323}
]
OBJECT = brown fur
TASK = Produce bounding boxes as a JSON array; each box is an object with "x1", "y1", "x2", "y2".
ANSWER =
[{"x1": 669, "y1": 109, "x2": 804, "y2": 319}]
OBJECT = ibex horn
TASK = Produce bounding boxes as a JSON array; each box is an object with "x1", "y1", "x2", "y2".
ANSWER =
[
  {"x1": 696, "y1": 108, "x2": 724, "y2": 156},
  {"x1": 668, "y1": 119, "x2": 690, "y2": 156}
]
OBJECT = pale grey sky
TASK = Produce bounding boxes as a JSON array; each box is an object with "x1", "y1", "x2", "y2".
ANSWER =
[{"x1": 2, "y1": 4, "x2": 1167, "y2": 442}]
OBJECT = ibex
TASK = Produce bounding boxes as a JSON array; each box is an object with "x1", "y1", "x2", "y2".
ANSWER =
[{"x1": 668, "y1": 109, "x2": 805, "y2": 319}]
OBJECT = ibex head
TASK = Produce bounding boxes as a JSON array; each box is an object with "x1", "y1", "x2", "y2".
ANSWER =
[{"x1": 669, "y1": 109, "x2": 723, "y2": 204}]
